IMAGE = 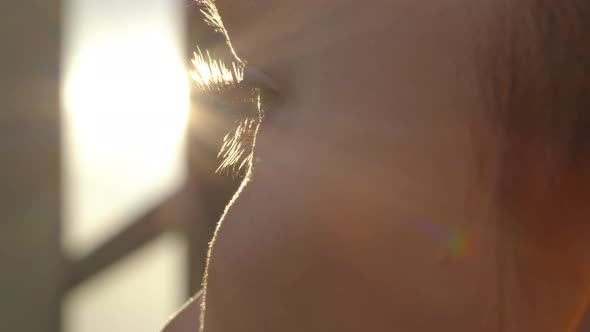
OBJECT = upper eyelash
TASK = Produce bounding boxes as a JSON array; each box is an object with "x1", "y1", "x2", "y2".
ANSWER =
[{"x1": 191, "y1": 48, "x2": 244, "y2": 93}]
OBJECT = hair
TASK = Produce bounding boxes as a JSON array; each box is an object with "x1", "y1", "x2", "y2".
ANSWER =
[
  {"x1": 484, "y1": 0, "x2": 590, "y2": 238},
  {"x1": 485, "y1": 1, "x2": 590, "y2": 330},
  {"x1": 491, "y1": 0, "x2": 590, "y2": 159}
]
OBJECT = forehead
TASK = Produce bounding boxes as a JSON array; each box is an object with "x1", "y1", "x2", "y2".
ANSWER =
[
  {"x1": 215, "y1": 0, "x2": 282, "y2": 31},
  {"x1": 211, "y1": 0, "x2": 357, "y2": 66},
  {"x1": 209, "y1": 0, "x2": 488, "y2": 63},
  {"x1": 215, "y1": 0, "x2": 272, "y2": 15},
  {"x1": 214, "y1": 0, "x2": 334, "y2": 36},
  {"x1": 213, "y1": 0, "x2": 485, "y2": 30}
]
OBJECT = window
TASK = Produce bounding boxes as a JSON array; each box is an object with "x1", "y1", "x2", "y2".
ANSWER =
[
  {"x1": 62, "y1": 0, "x2": 189, "y2": 256},
  {"x1": 63, "y1": 234, "x2": 187, "y2": 332},
  {"x1": 61, "y1": 1, "x2": 189, "y2": 331}
]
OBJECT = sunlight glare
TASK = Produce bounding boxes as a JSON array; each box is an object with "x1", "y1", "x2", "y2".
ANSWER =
[{"x1": 62, "y1": 0, "x2": 189, "y2": 256}]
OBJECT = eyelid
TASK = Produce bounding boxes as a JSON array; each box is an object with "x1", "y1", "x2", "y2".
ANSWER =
[
  {"x1": 195, "y1": 64, "x2": 280, "y2": 117},
  {"x1": 243, "y1": 65, "x2": 279, "y2": 94}
]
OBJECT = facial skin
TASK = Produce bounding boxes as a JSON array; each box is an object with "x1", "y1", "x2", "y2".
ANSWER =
[{"x1": 163, "y1": 1, "x2": 590, "y2": 331}]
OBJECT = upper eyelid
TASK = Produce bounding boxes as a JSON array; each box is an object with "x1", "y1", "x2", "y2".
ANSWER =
[{"x1": 242, "y1": 65, "x2": 279, "y2": 92}]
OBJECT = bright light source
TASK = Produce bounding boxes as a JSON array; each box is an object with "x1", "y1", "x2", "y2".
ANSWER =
[{"x1": 62, "y1": 0, "x2": 189, "y2": 256}]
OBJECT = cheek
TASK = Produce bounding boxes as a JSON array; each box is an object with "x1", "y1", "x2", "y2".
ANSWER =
[{"x1": 204, "y1": 111, "x2": 499, "y2": 331}]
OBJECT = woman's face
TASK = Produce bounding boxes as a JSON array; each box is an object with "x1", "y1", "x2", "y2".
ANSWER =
[
  {"x1": 157, "y1": 1, "x2": 590, "y2": 331},
  {"x1": 199, "y1": 1, "x2": 504, "y2": 331}
]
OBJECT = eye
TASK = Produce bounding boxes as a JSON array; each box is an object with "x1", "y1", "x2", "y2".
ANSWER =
[{"x1": 191, "y1": 49, "x2": 278, "y2": 176}]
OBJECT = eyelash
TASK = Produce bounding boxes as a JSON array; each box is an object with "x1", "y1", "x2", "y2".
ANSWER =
[
  {"x1": 215, "y1": 88, "x2": 264, "y2": 176},
  {"x1": 191, "y1": 49, "x2": 275, "y2": 176}
]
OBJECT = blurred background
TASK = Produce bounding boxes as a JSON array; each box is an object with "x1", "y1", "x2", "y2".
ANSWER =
[{"x1": 0, "y1": 1, "x2": 236, "y2": 331}]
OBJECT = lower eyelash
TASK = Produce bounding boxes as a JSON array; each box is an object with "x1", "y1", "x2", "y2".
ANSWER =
[{"x1": 215, "y1": 88, "x2": 266, "y2": 177}]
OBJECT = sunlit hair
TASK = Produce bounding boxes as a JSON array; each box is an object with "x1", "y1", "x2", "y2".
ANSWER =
[{"x1": 485, "y1": 1, "x2": 590, "y2": 330}]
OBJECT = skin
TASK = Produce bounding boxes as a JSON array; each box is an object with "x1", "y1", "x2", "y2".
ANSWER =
[{"x1": 164, "y1": 1, "x2": 590, "y2": 331}]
